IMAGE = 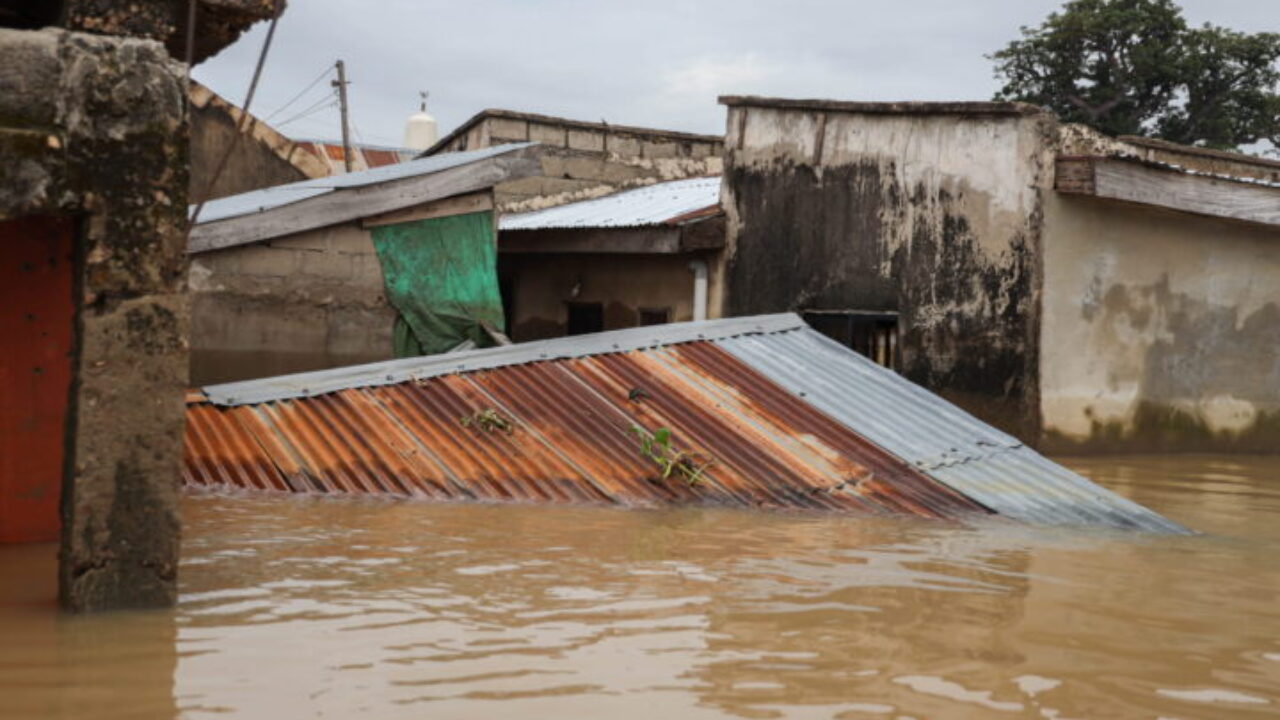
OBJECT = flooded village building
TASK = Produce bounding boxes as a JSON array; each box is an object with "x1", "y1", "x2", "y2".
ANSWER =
[
  {"x1": 187, "y1": 144, "x2": 540, "y2": 384},
  {"x1": 718, "y1": 96, "x2": 1280, "y2": 453},
  {"x1": 185, "y1": 111, "x2": 728, "y2": 378},
  {"x1": 0, "y1": 0, "x2": 278, "y2": 610},
  {"x1": 424, "y1": 111, "x2": 727, "y2": 341}
]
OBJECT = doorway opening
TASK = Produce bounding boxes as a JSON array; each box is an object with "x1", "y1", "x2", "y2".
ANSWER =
[
  {"x1": 566, "y1": 302, "x2": 604, "y2": 336},
  {"x1": 802, "y1": 309, "x2": 899, "y2": 370}
]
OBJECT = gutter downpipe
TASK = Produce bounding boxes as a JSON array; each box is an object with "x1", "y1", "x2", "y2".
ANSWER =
[{"x1": 688, "y1": 259, "x2": 708, "y2": 321}]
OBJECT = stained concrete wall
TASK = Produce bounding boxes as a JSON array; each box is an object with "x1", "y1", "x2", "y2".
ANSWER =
[
  {"x1": 1040, "y1": 196, "x2": 1280, "y2": 452},
  {"x1": 189, "y1": 222, "x2": 395, "y2": 384},
  {"x1": 499, "y1": 252, "x2": 713, "y2": 341},
  {"x1": 430, "y1": 112, "x2": 724, "y2": 213},
  {"x1": 721, "y1": 101, "x2": 1055, "y2": 437},
  {"x1": 0, "y1": 28, "x2": 189, "y2": 610}
]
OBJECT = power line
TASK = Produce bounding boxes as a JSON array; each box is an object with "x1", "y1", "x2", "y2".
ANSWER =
[
  {"x1": 263, "y1": 64, "x2": 333, "y2": 122},
  {"x1": 275, "y1": 94, "x2": 337, "y2": 128}
]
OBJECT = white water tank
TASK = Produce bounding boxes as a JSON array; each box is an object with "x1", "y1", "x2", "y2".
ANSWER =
[{"x1": 403, "y1": 91, "x2": 439, "y2": 151}]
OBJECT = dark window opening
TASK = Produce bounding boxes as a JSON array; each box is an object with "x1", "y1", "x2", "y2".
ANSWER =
[
  {"x1": 802, "y1": 310, "x2": 899, "y2": 370},
  {"x1": 637, "y1": 307, "x2": 671, "y2": 327},
  {"x1": 498, "y1": 274, "x2": 515, "y2": 335},
  {"x1": 566, "y1": 302, "x2": 603, "y2": 336}
]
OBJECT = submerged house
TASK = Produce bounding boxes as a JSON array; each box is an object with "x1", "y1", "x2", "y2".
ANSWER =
[
  {"x1": 183, "y1": 314, "x2": 1187, "y2": 534},
  {"x1": 187, "y1": 144, "x2": 540, "y2": 384},
  {"x1": 497, "y1": 176, "x2": 725, "y2": 340},
  {"x1": 717, "y1": 96, "x2": 1280, "y2": 453}
]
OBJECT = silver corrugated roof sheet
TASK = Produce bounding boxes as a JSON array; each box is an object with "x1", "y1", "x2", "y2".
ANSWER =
[
  {"x1": 200, "y1": 315, "x2": 797, "y2": 406},
  {"x1": 500, "y1": 176, "x2": 721, "y2": 230},
  {"x1": 196, "y1": 314, "x2": 1189, "y2": 534},
  {"x1": 717, "y1": 329, "x2": 1189, "y2": 534},
  {"x1": 194, "y1": 143, "x2": 536, "y2": 225}
]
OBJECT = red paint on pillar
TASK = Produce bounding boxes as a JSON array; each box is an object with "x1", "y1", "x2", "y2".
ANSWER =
[{"x1": 0, "y1": 215, "x2": 77, "y2": 544}]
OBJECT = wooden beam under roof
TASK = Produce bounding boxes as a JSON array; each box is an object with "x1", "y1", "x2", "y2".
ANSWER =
[
  {"x1": 1055, "y1": 155, "x2": 1280, "y2": 228},
  {"x1": 189, "y1": 146, "x2": 540, "y2": 254}
]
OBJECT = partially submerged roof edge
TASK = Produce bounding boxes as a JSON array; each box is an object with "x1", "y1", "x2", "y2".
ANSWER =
[{"x1": 200, "y1": 314, "x2": 807, "y2": 406}]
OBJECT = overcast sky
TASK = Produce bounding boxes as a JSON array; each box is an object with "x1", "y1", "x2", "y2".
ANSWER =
[{"x1": 193, "y1": 0, "x2": 1276, "y2": 148}]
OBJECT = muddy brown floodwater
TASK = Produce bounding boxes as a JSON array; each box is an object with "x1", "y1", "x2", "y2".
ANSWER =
[{"x1": 3, "y1": 455, "x2": 1279, "y2": 719}]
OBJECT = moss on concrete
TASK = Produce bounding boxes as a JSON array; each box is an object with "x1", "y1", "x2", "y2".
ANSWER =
[{"x1": 1041, "y1": 402, "x2": 1280, "y2": 455}]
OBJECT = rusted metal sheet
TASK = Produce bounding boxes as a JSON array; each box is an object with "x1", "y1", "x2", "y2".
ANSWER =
[
  {"x1": 183, "y1": 342, "x2": 989, "y2": 519},
  {"x1": 1, "y1": 215, "x2": 77, "y2": 543},
  {"x1": 183, "y1": 314, "x2": 1188, "y2": 532}
]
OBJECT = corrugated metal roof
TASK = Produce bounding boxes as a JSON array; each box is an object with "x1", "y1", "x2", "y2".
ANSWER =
[
  {"x1": 295, "y1": 140, "x2": 417, "y2": 175},
  {"x1": 194, "y1": 143, "x2": 535, "y2": 225},
  {"x1": 185, "y1": 341, "x2": 984, "y2": 518},
  {"x1": 184, "y1": 314, "x2": 1189, "y2": 533},
  {"x1": 500, "y1": 177, "x2": 721, "y2": 231},
  {"x1": 717, "y1": 330, "x2": 1189, "y2": 533}
]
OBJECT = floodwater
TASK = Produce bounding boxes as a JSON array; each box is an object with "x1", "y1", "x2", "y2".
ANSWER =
[{"x1": 3, "y1": 456, "x2": 1279, "y2": 720}]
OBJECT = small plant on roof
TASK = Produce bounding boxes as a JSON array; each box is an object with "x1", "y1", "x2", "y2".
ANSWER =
[
  {"x1": 628, "y1": 425, "x2": 714, "y2": 487},
  {"x1": 460, "y1": 408, "x2": 515, "y2": 434}
]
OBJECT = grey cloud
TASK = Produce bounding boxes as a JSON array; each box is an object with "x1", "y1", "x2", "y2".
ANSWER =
[{"x1": 193, "y1": 0, "x2": 1277, "y2": 147}]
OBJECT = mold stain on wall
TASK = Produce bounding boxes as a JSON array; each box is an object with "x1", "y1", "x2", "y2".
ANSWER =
[
  {"x1": 725, "y1": 157, "x2": 1040, "y2": 438},
  {"x1": 1044, "y1": 276, "x2": 1280, "y2": 453}
]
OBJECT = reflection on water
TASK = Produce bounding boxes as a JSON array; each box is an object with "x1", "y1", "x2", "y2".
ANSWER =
[{"x1": 3, "y1": 455, "x2": 1279, "y2": 719}]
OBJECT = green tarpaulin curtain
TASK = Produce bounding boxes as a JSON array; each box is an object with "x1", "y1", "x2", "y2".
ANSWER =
[{"x1": 370, "y1": 210, "x2": 505, "y2": 357}]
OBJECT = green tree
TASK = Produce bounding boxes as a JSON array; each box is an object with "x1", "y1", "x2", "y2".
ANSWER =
[{"x1": 991, "y1": 0, "x2": 1280, "y2": 151}]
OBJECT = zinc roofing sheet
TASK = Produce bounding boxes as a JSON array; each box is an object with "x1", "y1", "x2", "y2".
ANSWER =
[
  {"x1": 185, "y1": 314, "x2": 1189, "y2": 533},
  {"x1": 717, "y1": 329, "x2": 1189, "y2": 533},
  {"x1": 193, "y1": 143, "x2": 535, "y2": 225},
  {"x1": 499, "y1": 177, "x2": 721, "y2": 231},
  {"x1": 185, "y1": 338, "x2": 984, "y2": 518}
]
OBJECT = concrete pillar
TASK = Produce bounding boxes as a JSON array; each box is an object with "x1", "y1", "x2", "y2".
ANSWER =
[{"x1": 0, "y1": 28, "x2": 189, "y2": 611}]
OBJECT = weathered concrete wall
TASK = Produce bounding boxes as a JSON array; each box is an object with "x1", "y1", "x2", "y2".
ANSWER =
[
  {"x1": 0, "y1": 28, "x2": 189, "y2": 610},
  {"x1": 430, "y1": 111, "x2": 723, "y2": 213},
  {"x1": 188, "y1": 82, "x2": 329, "y2": 203},
  {"x1": 189, "y1": 221, "x2": 395, "y2": 384},
  {"x1": 721, "y1": 101, "x2": 1055, "y2": 436},
  {"x1": 499, "y1": 252, "x2": 714, "y2": 341},
  {"x1": 1039, "y1": 195, "x2": 1280, "y2": 452}
]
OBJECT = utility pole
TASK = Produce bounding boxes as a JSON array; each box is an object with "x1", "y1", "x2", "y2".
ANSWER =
[{"x1": 332, "y1": 59, "x2": 353, "y2": 173}]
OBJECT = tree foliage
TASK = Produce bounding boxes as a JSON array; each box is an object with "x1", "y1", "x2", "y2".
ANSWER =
[{"x1": 991, "y1": 0, "x2": 1280, "y2": 151}]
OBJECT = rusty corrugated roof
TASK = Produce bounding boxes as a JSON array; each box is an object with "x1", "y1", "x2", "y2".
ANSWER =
[{"x1": 183, "y1": 315, "x2": 1189, "y2": 532}]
